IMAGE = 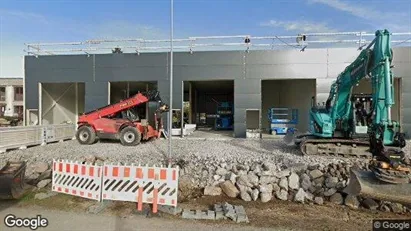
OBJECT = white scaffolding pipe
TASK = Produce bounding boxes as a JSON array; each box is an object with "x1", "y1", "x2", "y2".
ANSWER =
[
  {"x1": 252, "y1": 35, "x2": 300, "y2": 39},
  {"x1": 26, "y1": 42, "x2": 85, "y2": 46},
  {"x1": 24, "y1": 30, "x2": 411, "y2": 56},
  {"x1": 190, "y1": 35, "x2": 250, "y2": 39},
  {"x1": 303, "y1": 31, "x2": 367, "y2": 36}
]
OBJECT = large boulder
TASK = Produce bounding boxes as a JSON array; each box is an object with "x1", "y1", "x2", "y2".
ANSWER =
[{"x1": 220, "y1": 181, "x2": 240, "y2": 198}]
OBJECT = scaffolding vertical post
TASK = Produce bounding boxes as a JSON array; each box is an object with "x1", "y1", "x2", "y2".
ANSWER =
[{"x1": 168, "y1": 0, "x2": 174, "y2": 165}]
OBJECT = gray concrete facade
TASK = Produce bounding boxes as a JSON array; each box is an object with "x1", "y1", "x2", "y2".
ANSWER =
[{"x1": 24, "y1": 47, "x2": 411, "y2": 137}]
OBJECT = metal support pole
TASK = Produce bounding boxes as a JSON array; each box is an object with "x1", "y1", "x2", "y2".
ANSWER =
[{"x1": 168, "y1": 0, "x2": 174, "y2": 164}]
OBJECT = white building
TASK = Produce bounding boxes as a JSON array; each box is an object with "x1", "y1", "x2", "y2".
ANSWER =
[{"x1": 0, "y1": 78, "x2": 23, "y2": 118}]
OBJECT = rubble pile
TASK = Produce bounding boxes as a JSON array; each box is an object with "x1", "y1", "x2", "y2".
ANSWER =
[
  {"x1": 178, "y1": 158, "x2": 411, "y2": 214},
  {"x1": 25, "y1": 161, "x2": 53, "y2": 190}
]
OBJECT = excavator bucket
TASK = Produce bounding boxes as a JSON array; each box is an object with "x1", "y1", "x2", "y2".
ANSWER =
[
  {"x1": 283, "y1": 128, "x2": 297, "y2": 146},
  {"x1": 0, "y1": 161, "x2": 29, "y2": 200},
  {"x1": 344, "y1": 168, "x2": 411, "y2": 205}
]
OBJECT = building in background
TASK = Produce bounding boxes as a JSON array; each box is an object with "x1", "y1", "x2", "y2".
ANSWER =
[
  {"x1": 23, "y1": 32, "x2": 411, "y2": 137},
  {"x1": 0, "y1": 78, "x2": 23, "y2": 118}
]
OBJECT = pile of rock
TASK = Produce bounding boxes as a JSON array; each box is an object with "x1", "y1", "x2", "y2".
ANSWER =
[
  {"x1": 178, "y1": 159, "x2": 410, "y2": 214},
  {"x1": 24, "y1": 161, "x2": 52, "y2": 190}
]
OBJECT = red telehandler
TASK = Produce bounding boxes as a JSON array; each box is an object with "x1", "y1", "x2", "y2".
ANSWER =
[{"x1": 75, "y1": 90, "x2": 169, "y2": 146}]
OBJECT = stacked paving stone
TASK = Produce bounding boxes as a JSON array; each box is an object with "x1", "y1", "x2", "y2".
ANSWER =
[{"x1": 182, "y1": 202, "x2": 249, "y2": 223}]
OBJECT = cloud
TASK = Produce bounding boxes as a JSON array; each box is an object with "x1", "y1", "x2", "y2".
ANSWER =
[
  {"x1": 307, "y1": 0, "x2": 411, "y2": 31},
  {"x1": 0, "y1": 8, "x2": 49, "y2": 24},
  {"x1": 260, "y1": 20, "x2": 338, "y2": 33}
]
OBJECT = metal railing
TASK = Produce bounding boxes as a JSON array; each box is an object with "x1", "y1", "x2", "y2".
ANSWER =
[
  {"x1": 24, "y1": 31, "x2": 411, "y2": 56},
  {"x1": 0, "y1": 124, "x2": 75, "y2": 152}
]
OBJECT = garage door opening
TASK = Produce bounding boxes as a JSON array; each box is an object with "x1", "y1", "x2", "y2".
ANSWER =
[
  {"x1": 39, "y1": 82, "x2": 85, "y2": 125},
  {"x1": 109, "y1": 81, "x2": 158, "y2": 125},
  {"x1": 353, "y1": 77, "x2": 402, "y2": 127},
  {"x1": 183, "y1": 80, "x2": 234, "y2": 138},
  {"x1": 261, "y1": 79, "x2": 316, "y2": 139}
]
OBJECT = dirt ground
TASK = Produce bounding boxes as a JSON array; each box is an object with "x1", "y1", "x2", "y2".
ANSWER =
[{"x1": 5, "y1": 188, "x2": 411, "y2": 231}]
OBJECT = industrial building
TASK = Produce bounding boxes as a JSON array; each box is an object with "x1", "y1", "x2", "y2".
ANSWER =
[
  {"x1": 23, "y1": 32, "x2": 411, "y2": 138},
  {"x1": 0, "y1": 78, "x2": 24, "y2": 118}
]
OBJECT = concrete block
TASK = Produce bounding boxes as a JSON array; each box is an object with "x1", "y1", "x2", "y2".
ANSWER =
[
  {"x1": 196, "y1": 210, "x2": 207, "y2": 219},
  {"x1": 223, "y1": 203, "x2": 237, "y2": 221},
  {"x1": 214, "y1": 204, "x2": 223, "y2": 212},
  {"x1": 158, "y1": 205, "x2": 182, "y2": 215},
  {"x1": 215, "y1": 211, "x2": 225, "y2": 220},
  {"x1": 206, "y1": 210, "x2": 216, "y2": 220},
  {"x1": 234, "y1": 205, "x2": 249, "y2": 223},
  {"x1": 182, "y1": 209, "x2": 196, "y2": 219}
]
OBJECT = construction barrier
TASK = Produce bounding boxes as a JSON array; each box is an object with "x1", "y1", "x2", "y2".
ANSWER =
[
  {"x1": 52, "y1": 159, "x2": 103, "y2": 201},
  {"x1": 51, "y1": 160, "x2": 179, "y2": 212},
  {"x1": 0, "y1": 124, "x2": 75, "y2": 152},
  {"x1": 102, "y1": 164, "x2": 179, "y2": 212}
]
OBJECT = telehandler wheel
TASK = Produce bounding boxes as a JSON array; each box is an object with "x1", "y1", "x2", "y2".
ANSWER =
[
  {"x1": 76, "y1": 125, "x2": 96, "y2": 145},
  {"x1": 119, "y1": 126, "x2": 141, "y2": 146}
]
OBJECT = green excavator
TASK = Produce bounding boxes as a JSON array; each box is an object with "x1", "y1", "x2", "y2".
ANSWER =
[{"x1": 284, "y1": 29, "x2": 411, "y2": 204}]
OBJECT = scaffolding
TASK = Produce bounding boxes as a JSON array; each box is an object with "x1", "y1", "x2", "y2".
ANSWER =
[{"x1": 24, "y1": 31, "x2": 411, "y2": 56}]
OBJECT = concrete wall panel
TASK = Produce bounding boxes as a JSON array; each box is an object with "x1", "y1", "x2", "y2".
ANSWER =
[
  {"x1": 234, "y1": 79, "x2": 261, "y2": 136},
  {"x1": 234, "y1": 108, "x2": 246, "y2": 124},
  {"x1": 95, "y1": 67, "x2": 167, "y2": 82},
  {"x1": 27, "y1": 69, "x2": 94, "y2": 82},
  {"x1": 234, "y1": 122, "x2": 246, "y2": 137},
  {"x1": 392, "y1": 64, "x2": 411, "y2": 78},
  {"x1": 393, "y1": 47, "x2": 411, "y2": 63},
  {"x1": 327, "y1": 63, "x2": 352, "y2": 78},
  {"x1": 234, "y1": 79, "x2": 261, "y2": 94},
  {"x1": 247, "y1": 64, "x2": 327, "y2": 79},
  {"x1": 316, "y1": 78, "x2": 335, "y2": 103},
  {"x1": 175, "y1": 51, "x2": 244, "y2": 66},
  {"x1": 25, "y1": 55, "x2": 92, "y2": 70},
  {"x1": 327, "y1": 48, "x2": 360, "y2": 64},
  {"x1": 175, "y1": 66, "x2": 241, "y2": 80},
  {"x1": 246, "y1": 49, "x2": 327, "y2": 64},
  {"x1": 95, "y1": 53, "x2": 168, "y2": 67},
  {"x1": 235, "y1": 94, "x2": 261, "y2": 109}
]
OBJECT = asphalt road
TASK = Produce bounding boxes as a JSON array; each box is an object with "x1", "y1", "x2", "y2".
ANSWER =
[{"x1": 0, "y1": 205, "x2": 282, "y2": 231}]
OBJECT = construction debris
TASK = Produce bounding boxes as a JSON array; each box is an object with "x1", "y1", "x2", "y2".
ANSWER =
[{"x1": 182, "y1": 202, "x2": 249, "y2": 223}]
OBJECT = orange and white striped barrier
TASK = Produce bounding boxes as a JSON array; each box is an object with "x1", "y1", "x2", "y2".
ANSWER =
[
  {"x1": 51, "y1": 159, "x2": 103, "y2": 201},
  {"x1": 102, "y1": 163, "x2": 179, "y2": 213}
]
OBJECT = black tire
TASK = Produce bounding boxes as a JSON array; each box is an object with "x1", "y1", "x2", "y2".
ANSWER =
[
  {"x1": 76, "y1": 125, "x2": 96, "y2": 145},
  {"x1": 119, "y1": 126, "x2": 141, "y2": 146}
]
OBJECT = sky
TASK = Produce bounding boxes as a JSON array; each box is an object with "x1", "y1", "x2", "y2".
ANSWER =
[{"x1": 0, "y1": 0, "x2": 410, "y2": 77}]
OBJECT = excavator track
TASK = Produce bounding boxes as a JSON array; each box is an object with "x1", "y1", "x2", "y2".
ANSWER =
[{"x1": 299, "y1": 137, "x2": 373, "y2": 159}]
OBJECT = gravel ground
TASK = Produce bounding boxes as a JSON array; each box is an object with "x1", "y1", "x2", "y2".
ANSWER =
[{"x1": 1, "y1": 137, "x2": 399, "y2": 168}]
